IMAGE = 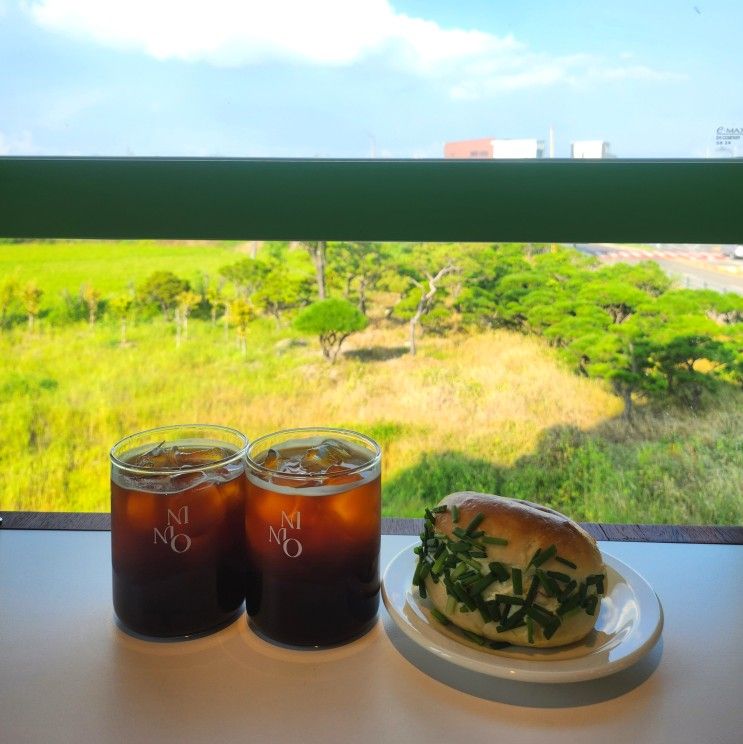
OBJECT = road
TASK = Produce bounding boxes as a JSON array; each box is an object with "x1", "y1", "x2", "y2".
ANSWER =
[{"x1": 575, "y1": 244, "x2": 743, "y2": 295}]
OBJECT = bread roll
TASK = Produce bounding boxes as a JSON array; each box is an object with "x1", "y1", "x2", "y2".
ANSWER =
[{"x1": 414, "y1": 492, "x2": 605, "y2": 648}]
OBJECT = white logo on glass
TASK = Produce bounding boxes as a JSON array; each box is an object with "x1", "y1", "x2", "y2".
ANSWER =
[
  {"x1": 153, "y1": 506, "x2": 192, "y2": 553},
  {"x1": 268, "y1": 511, "x2": 303, "y2": 558}
]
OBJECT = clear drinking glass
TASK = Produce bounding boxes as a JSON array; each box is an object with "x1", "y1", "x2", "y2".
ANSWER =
[
  {"x1": 110, "y1": 424, "x2": 248, "y2": 638},
  {"x1": 245, "y1": 427, "x2": 382, "y2": 646}
]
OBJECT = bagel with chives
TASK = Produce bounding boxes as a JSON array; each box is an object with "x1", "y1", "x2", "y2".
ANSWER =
[{"x1": 412, "y1": 492, "x2": 606, "y2": 649}]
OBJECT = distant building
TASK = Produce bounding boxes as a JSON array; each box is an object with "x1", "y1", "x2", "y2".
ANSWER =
[
  {"x1": 444, "y1": 138, "x2": 545, "y2": 159},
  {"x1": 571, "y1": 140, "x2": 614, "y2": 159}
]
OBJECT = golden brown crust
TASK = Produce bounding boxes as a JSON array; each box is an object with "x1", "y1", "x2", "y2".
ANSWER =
[{"x1": 436, "y1": 492, "x2": 603, "y2": 575}]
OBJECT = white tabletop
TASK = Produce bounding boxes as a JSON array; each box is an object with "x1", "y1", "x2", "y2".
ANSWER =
[{"x1": 1, "y1": 530, "x2": 741, "y2": 744}]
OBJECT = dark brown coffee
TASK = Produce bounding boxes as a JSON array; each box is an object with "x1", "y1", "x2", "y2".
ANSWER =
[{"x1": 111, "y1": 437, "x2": 247, "y2": 638}]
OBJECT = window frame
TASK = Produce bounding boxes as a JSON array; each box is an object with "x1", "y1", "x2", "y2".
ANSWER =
[{"x1": 1, "y1": 157, "x2": 741, "y2": 243}]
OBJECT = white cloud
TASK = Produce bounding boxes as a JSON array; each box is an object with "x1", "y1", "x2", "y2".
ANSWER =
[
  {"x1": 0, "y1": 130, "x2": 36, "y2": 155},
  {"x1": 26, "y1": 0, "x2": 681, "y2": 97}
]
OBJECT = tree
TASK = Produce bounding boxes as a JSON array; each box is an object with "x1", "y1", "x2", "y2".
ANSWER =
[
  {"x1": 175, "y1": 290, "x2": 201, "y2": 345},
  {"x1": 0, "y1": 277, "x2": 18, "y2": 329},
  {"x1": 294, "y1": 298, "x2": 368, "y2": 363},
  {"x1": 327, "y1": 241, "x2": 389, "y2": 315},
  {"x1": 80, "y1": 284, "x2": 101, "y2": 325},
  {"x1": 219, "y1": 258, "x2": 270, "y2": 298},
  {"x1": 254, "y1": 269, "x2": 314, "y2": 326},
  {"x1": 229, "y1": 298, "x2": 256, "y2": 357},
  {"x1": 303, "y1": 241, "x2": 327, "y2": 300},
  {"x1": 204, "y1": 281, "x2": 225, "y2": 326},
  {"x1": 109, "y1": 293, "x2": 134, "y2": 346},
  {"x1": 138, "y1": 271, "x2": 189, "y2": 319},
  {"x1": 21, "y1": 281, "x2": 43, "y2": 332},
  {"x1": 392, "y1": 245, "x2": 459, "y2": 355}
]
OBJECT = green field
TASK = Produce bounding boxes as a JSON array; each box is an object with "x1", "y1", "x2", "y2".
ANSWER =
[{"x1": 1, "y1": 240, "x2": 742, "y2": 524}]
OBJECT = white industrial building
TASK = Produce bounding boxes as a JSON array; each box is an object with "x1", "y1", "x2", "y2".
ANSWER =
[{"x1": 571, "y1": 140, "x2": 614, "y2": 159}]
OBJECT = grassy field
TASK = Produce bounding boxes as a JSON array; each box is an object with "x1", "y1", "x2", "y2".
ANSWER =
[
  {"x1": 1, "y1": 318, "x2": 741, "y2": 523},
  {"x1": 0, "y1": 239, "x2": 248, "y2": 294},
  {"x1": 1, "y1": 240, "x2": 741, "y2": 523}
]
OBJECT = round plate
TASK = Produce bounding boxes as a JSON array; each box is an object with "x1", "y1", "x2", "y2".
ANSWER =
[{"x1": 382, "y1": 544, "x2": 663, "y2": 683}]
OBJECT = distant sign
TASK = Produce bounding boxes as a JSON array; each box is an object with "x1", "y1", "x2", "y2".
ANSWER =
[{"x1": 715, "y1": 126, "x2": 742, "y2": 146}]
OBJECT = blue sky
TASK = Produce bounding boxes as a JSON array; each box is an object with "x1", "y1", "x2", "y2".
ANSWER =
[{"x1": 1, "y1": 1, "x2": 741, "y2": 158}]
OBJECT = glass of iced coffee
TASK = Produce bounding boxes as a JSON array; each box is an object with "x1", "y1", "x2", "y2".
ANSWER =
[
  {"x1": 110, "y1": 424, "x2": 248, "y2": 638},
  {"x1": 245, "y1": 427, "x2": 381, "y2": 647}
]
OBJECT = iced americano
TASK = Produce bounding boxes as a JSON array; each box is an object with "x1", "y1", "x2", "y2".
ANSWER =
[
  {"x1": 110, "y1": 426, "x2": 248, "y2": 638},
  {"x1": 245, "y1": 429, "x2": 381, "y2": 646}
]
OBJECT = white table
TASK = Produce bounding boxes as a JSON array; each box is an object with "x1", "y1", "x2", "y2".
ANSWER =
[{"x1": 1, "y1": 531, "x2": 741, "y2": 744}]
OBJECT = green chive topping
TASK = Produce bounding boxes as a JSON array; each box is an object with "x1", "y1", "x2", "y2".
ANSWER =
[
  {"x1": 431, "y1": 550, "x2": 448, "y2": 575},
  {"x1": 557, "y1": 594, "x2": 582, "y2": 615},
  {"x1": 524, "y1": 575, "x2": 540, "y2": 606},
  {"x1": 445, "y1": 594, "x2": 457, "y2": 615},
  {"x1": 451, "y1": 504, "x2": 460, "y2": 523},
  {"x1": 555, "y1": 555, "x2": 577, "y2": 570},
  {"x1": 546, "y1": 570, "x2": 571, "y2": 583},
  {"x1": 495, "y1": 594, "x2": 526, "y2": 606},
  {"x1": 531, "y1": 544, "x2": 557, "y2": 567},
  {"x1": 526, "y1": 616, "x2": 534, "y2": 644},
  {"x1": 481, "y1": 536, "x2": 509, "y2": 546},
  {"x1": 488, "y1": 640, "x2": 511, "y2": 650},
  {"x1": 431, "y1": 505, "x2": 448, "y2": 513},
  {"x1": 418, "y1": 582, "x2": 427, "y2": 599},
  {"x1": 536, "y1": 569, "x2": 558, "y2": 597},
  {"x1": 512, "y1": 568, "x2": 523, "y2": 595},
  {"x1": 485, "y1": 600, "x2": 502, "y2": 623},
  {"x1": 475, "y1": 595, "x2": 491, "y2": 624},
  {"x1": 583, "y1": 596, "x2": 599, "y2": 616},
  {"x1": 469, "y1": 573, "x2": 498, "y2": 595},
  {"x1": 462, "y1": 630, "x2": 487, "y2": 646},
  {"x1": 430, "y1": 608, "x2": 450, "y2": 625},
  {"x1": 465, "y1": 512, "x2": 485, "y2": 535},
  {"x1": 488, "y1": 561, "x2": 510, "y2": 582}
]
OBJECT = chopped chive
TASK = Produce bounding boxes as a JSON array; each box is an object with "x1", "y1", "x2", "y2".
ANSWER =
[
  {"x1": 451, "y1": 581, "x2": 476, "y2": 610},
  {"x1": 501, "y1": 603, "x2": 512, "y2": 622},
  {"x1": 469, "y1": 529, "x2": 485, "y2": 539},
  {"x1": 586, "y1": 574, "x2": 602, "y2": 585},
  {"x1": 465, "y1": 512, "x2": 485, "y2": 535},
  {"x1": 425, "y1": 538, "x2": 438, "y2": 549},
  {"x1": 462, "y1": 630, "x2": 487, "y2": 646},
  {"x1": 495, "y1": 594, "x2": 526, "y2": 605},
  {"x1": 526, "y1": 605, "x2": 557, "y2": 628},
  {"x1": 536, "y1": 569, "x2": 558, "y2": 597},
  {"x1": 446, "y1": 594, "x2": 457, "y2": 615},
  {"x1": 557, "y1": 580, "x2": 577, "y2": 602},
  {"x1": 524, "y1": 575, "x2": 540, "y2": 606},
  {"x1": 557, "y1": 595, "x2": 582, "y2": 615},
  {"x1": 488, "y1": 640, "x2": 511, "y2": 650},
  {"x1": 527, "y1": 547, "x2": 542, "y2": 567},
  {"x1": 463, "y1": 557, "x2": 485, "y2": 572},
  {"x1": 475, "y1": 595, "x2": 491, "y2": 624},
  {"x1": 488, "y1": 562, "x2": 510, "y2": 582},
  {"x1": 431, "y1": 505, "x2": 448, "y2": 513},
  {"x1": 412, "y1": 559, "x2": 424, "y2": 586},
  {"x1": 481, "y1": 536, "x2": 509, "y2": 546},
  {"x1": 583, "y1": 596, "x2": 599, "y2": 616},
  {"x1": 433, "y1": 542, "x2": 446, "y2": 559},
  {"x1": 595, "y1": 576, "x2": 605, "y2": 595},
  {"x1": 469, "y1": 573, "x2": 498, "y2": 595},
  {"x1": 418, "y1": 582, "x2": 427, "y2": 599},
  {"x1": 449, "y1": 541, "x2": 472, "y2": 554},
  {"x1": 546, "y1": 570, "x2": 571, "y2": 583},
  {"x1": 419, "y1": 561, "x2": 431, "y2": 581},
  {"x1": 413, "y1": 546, "x2": 422, "y2": 555},
  {"x1": 555, "y1": 555, "x2": 577, "y2": 570},
  {"x1": 578, "y1": 582, "x2": 587, "y2": 602},
  {"x1": 431, "y1": 550, "x2": 448, "y2": 576},
  {"x1": 532, "y1": 544, "x2": 557, "y2": 567},
  {"x1": 451, "y1": 504, "x2": 460, "y2": 523},
  {"x1": 430, "y1": 608, "x2": 451, "y2": 625},
  {"x1": 451, "y1": 562, "x2": 468, "y2": 579},
  {"x1": 459, "y1": 606, "x2": 473, "y2": 613},
  {"x1": 526, "y1": 616, "x2": 534, "y2": 644},
  {"x1": 419, "y1": 531, "x2": 427, "y2": 542},
  {"x1": 452, "y1": 526, "x2": 468, "y2": 540},
  {"x1": 511, "y1": 567, "x2": 523, "y2": 595},
  {"x1": 424, "y1": 508, "x2": 435, "y2": 523},
  {"x1": 498, "y1": 608, "x2": 527, "y2": 632},
  {"x1": 460, "y1": 572, "x2": 483, "y2": 586},
  {"x1": 543, "y1": 621, "x2": 560, "y2": 640},
  {"x1": 485, "y1": 600, "x2": 502, "y2": 623}
]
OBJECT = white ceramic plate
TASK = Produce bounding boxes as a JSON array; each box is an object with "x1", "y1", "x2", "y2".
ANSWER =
[{"x1": 382, "y1": 544, "x2": 663, "y2": 683}]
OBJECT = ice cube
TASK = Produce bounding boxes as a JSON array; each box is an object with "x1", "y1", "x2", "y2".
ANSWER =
[
  {"x1": 261, "y1": 448, "x2": 282, "y2": 470},
  {"x1": 174, "y1": 445, "x2": 229, "y2": 469},
  {"x1": 300, "y1": 440, "x2": 349, "y2": 473}
]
